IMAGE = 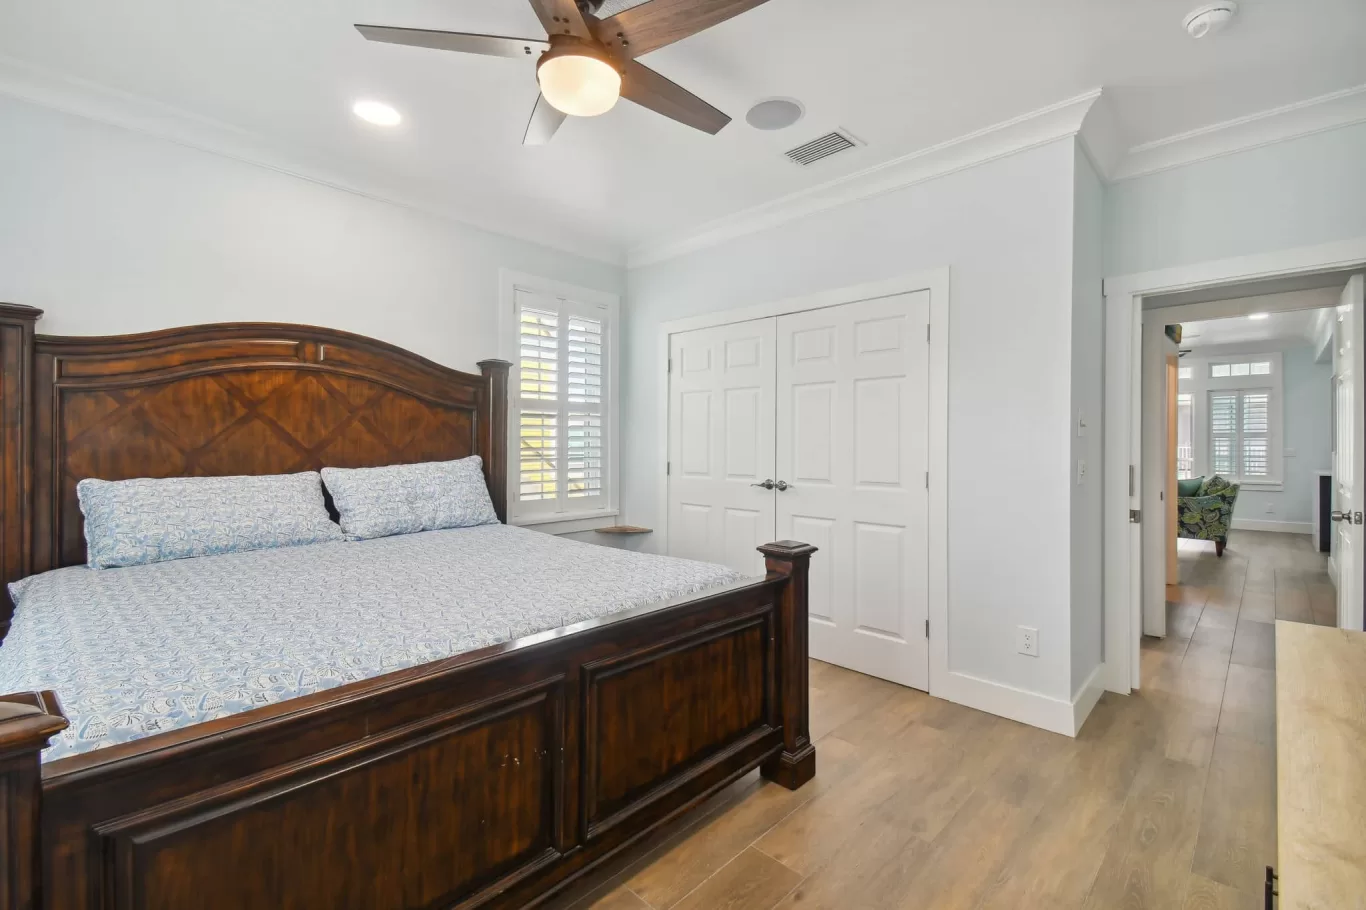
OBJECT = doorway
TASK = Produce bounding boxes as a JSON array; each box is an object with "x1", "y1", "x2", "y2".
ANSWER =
[
  {"x1": 658, "y1": 273, "x2": 948, "y2": 693},
  {"x1": 1105, "y1": 247, "x2": 1366, "y2": 693}
]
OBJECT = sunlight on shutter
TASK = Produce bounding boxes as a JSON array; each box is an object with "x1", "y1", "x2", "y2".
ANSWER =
[
  {"x1": 566, "y1": 315, "x2": 602, "y2": 404},
  {"x1": 518, "y1": 410, "x2": 559, "y2": 500},
  {"x1": 519, "y1": 307, "x2": 559, "y2": 400}
]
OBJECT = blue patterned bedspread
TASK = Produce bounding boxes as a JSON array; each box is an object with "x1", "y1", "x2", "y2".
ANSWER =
[{"x1": 0, "y1": 525, "x2": 743, "y2": 762}]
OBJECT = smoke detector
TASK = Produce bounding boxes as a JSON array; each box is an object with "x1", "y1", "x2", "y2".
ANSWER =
[{"x1": 1183, "y1": 2, "x2": 1237, "y2": 38}]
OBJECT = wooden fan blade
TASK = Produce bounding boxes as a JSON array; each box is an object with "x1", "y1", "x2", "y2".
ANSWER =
[
  {"x1": 621, "y1": 61, "x2": 730, "y2": 134},
  {"x1": 523, "y1": 93, "x2": 569, "y2": 145},
  {"x1": 355, "y1": 25, "x2": 548, "y2": 58},
  {"x1": 593, "y1": 0, "x2": 771, "y2": 58},
  {"x1": 526, "y1": 0, "x2": 593, "y2": 39}
]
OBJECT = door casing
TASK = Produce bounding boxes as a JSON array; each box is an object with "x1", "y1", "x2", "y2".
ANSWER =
[{"x1": 1105, "y1": 238, "x2": 1366, "y2": 694}]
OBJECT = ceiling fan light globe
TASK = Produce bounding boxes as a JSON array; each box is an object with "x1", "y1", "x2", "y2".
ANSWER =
[{"x1": 537, "y1": 52, "x2": 621, "y2": 117}]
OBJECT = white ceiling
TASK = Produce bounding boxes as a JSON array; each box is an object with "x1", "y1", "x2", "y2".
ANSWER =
[
  {"x1": 1183, "y1": 308, "x2": 1327, "y2": 348},
  {"x1": 2, "y1": 0, "x2": 1365, "y2": 261}
]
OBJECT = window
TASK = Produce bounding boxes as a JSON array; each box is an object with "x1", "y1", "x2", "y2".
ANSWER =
[
  {"x1": 506, "y1": 277, "x2": 618, "y2": 526},
  {"x1": 1176, "y1": 393, "x2": 1194, "y2": 478},
  {"x1": 1178, "y1": 366, "x2": 1192, "y2": 380},
  {"x1": 1210, "y1": 360, "x2": 1271, "y2": 378},
  {"x1": 1209, "y1": 389, "x2": 1271, "y2": 481},
  {"x1": 1179, "y1": 351, "x2": 1282, "y2": 489}
]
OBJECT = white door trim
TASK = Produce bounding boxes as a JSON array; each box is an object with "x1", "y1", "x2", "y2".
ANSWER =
[
  {"x1": 1103, "y1": 237, "x2": 1366, "y2": 694},
  {"x1": 657, "y1": 268, "x2": 951, "y2": 697}
]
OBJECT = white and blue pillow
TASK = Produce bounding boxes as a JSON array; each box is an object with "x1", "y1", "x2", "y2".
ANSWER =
[
  {"x1": 321, "y1": 456, "x2": 499, "y2": 541},
  {"x1": 78, "y1": 472, "x2": 344, "y2": 569}
]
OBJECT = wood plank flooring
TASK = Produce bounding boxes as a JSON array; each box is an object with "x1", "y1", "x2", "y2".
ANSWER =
[{"x1": 547, "y1": 531, "x2": 1333, "y2": 910}]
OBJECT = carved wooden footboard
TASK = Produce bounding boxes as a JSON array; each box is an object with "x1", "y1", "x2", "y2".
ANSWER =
[
  {"x1": 0, "y1": 305, "x2": 815, "y2": 909},
  {"x1": 0, "y1": 544, "x2": 813, "y2": 909}
]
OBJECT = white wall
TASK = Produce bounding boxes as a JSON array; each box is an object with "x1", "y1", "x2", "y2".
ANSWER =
[
  {"x1": 1070, "y1": 147, "x2": 1104, "y2": 694},
  {"x1": 625, "y1": 138, "x2": 1080, "y2": 703},
  {"x1": 1106, "y1": 121, "x2": 1366, "y2": 276},
  {"x1": 0, "y1": 95, "x2": 623, "y2": 372}
]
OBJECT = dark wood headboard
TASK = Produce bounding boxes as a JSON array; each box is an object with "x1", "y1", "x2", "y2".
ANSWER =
[{"x1": 0, "y1": 304, "x2": 510, "y2": 582}]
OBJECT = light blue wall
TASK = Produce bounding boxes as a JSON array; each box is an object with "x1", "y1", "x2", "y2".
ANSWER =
[
  {"x1": 1070, "y1": 146, "x2": 1105, "y2": 693},
  {"x1": 1106, "y1": 121, "x2": 1366, "y2": 276},
  {"x1": 1233, "y1": 344, "x2": 1333, "y2": 526},
  {"x1": 625, "y1": 138, "x2": 1080, "y2": 701}
]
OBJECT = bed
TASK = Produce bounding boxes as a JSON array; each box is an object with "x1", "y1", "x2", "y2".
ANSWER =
[{"x1": 0, "y1": 304, "x2": 816, "y2": 910}]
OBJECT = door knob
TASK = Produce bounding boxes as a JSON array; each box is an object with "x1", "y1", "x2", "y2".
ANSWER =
[
  {"x1": 775, "y1": 480, "x2": 791, "y2": 491},
  {"x1": 751, "y1": 479, "x2": 776, "y2": 490},
  {"x1": 1332, "y1": 510, "x2": 1349, "y2": 522}
]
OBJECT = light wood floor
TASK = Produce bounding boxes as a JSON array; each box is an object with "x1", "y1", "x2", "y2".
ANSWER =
[{"x1": 548, "y1": 530, "x2": 1334, "y2": 910}]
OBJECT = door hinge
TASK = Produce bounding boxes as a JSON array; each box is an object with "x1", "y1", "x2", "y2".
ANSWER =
[
  {"x1": 925, "y1": 471, "x2": 929, "y2": 489},
  {"x1": 667, "y1": 461, "x2": 671, "y2": 476},
  {"x1": 1128, "y1": 465, "x2": 1135, "y2": 497},
  {"x1": 924, "y1": 619, "x2": 929, "y2": 638},
  {"x1": 667, "y1": 358, "x2": 672, "y2": 374},
  {"x1": 926, "y1": 323, "x2": 931, "y2": 343}
]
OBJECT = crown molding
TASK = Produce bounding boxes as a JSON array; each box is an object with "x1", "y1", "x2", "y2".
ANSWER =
[
  {"x1": 0, "y1": 54, "x2": 626, "y2": 266},
  {"x1": 626, "y1": 90, "x2": 1103, "y2": 269},
  {"x1": 1112, "y1": 83, "x2": 1366, "y2": 181},
  {"x1": 1076, "y1": 89, "x2": 1126, "y2": 179}
]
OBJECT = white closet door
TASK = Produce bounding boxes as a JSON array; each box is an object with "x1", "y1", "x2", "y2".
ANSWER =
[
  {"x1": 667, "y1": 319, "x2": 777, "y2": 576},
  {"x1": 775, "y1": 292, "x2": 930, "y2": 690}
]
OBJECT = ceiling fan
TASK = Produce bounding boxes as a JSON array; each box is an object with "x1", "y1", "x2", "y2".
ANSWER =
[{"x1": 356, "y1": 0, "x2": 772, "y2": 145}]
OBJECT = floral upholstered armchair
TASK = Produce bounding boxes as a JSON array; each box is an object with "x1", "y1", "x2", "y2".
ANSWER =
[{"x1": 1176, "y1": 475, "x2": 1240, "y2": 557}]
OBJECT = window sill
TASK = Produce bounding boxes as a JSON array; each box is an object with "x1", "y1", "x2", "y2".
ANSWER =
[
  {"x1": 511, "y1": 511, "x2": 620, "y2": 536},
  {"x1": 1234, "y1": 481, "x2": 1283, "y2": 493}
]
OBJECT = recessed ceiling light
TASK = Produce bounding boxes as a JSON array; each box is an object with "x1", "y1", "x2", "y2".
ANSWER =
[
  {"x1": 353, "y1": 99, "x2": 402, "y2": 126},
  {"x1": 1183, "y1": 2, "x2": 1238, "y2": 39},
  {"x1": 746, "y1": 98, "x2": 805, "y2": 131},
  {"x1": 1247, "y1": 312, "x2": 1269, "y2": 320}
]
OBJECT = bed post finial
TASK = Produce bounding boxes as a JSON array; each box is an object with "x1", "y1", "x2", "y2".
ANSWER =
[
  {"x1": 0, "y1": 691, "x2": 66, "y2": 910},
  {"x1": 757, "y1": 540, "x2": 818, "y2": 790},
  {"x1": 477, "y1": 359, "x2": 512, "y2": 524},
  {"x1": 0, "y1": 305, "x2": 41, "y2": 608}
]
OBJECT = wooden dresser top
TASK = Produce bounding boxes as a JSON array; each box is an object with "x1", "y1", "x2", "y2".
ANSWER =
[{"x1": 1275, "y1": 620, "x2": 1366, "y2": 910}]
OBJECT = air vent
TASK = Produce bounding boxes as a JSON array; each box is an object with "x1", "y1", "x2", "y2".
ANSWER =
[{"x1": 784, "y1": 130, "x2": 860, "y2": 166}]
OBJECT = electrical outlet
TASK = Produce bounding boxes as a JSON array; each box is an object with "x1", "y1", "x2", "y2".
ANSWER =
[
  {"x1": 1265, "y1": 503, "x2": 1275, "y2": 514},
  {"x1": 1017, "y1": 626, "x2": 1039, "y2": 657}
]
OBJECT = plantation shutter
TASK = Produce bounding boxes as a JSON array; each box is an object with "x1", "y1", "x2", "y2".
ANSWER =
[
  {"x1": 514, "y1": 289, "x2": 610, "y2": 518},
  {"x1": 1210, "y1": 392, "x2": 1237, "y2": 476},
  {"x1": 1208, "y1": 389, "x2": 1272, "y2": 480},
  {"x1": 1240, "y1": 391, "x2": 1270, "y2": 478}
]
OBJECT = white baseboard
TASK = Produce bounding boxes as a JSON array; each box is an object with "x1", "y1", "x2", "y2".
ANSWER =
[
  {"x1": 1071, "y1": 664, "x2": 1106, "y2": 735},
  {"x1": 936, "y1": 667, "x2": 1103, "y2": 738},
  {"x1": 1231, "y1": 518, "x2": 1313, "y2": 534}
]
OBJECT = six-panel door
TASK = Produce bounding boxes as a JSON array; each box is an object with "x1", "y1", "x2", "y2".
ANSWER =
[
  {"x1": 667, "y1": 292, "x2": 931, "y2": 689},
  {"x1": 775, "y1": 293, "x2": 931, "y2": 690},
  {"x1": 668, "y1": 319, "x2": 778, "y2": 576}
]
